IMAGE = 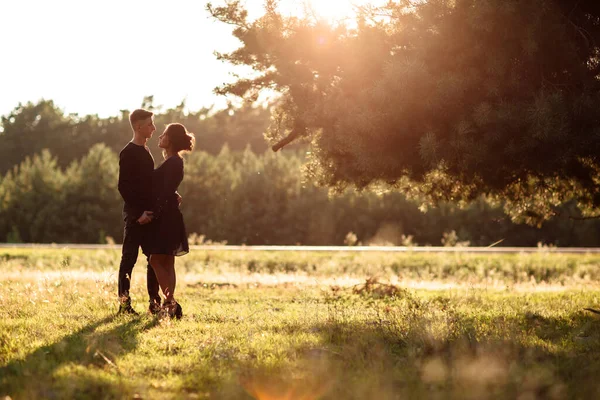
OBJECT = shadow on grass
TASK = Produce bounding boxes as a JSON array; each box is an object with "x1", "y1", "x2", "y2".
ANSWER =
[
  {"x1": 0, "y1": 313, "x2": 158, "y2": 399},
  {"x1": 181, "y1": 311, "x2": 600, "y2": 400}
]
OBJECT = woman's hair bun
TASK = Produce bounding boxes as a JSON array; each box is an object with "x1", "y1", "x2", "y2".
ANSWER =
[{"x1": 166, "y1": 123, "x2": 195, "y2": 153}]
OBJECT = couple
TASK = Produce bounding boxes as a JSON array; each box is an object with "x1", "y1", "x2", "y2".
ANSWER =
[{"x1": 116, "y1": 108, "x2": 194, "y2": 319}]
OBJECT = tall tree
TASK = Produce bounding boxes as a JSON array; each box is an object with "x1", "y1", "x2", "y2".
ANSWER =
[
  {"x1": 0, "y1": 100, "x2": 72, "y2": 172},
  {"x1": 0, "y1": 150, "x2": 65, "y2": 242},
  {"x1": 209, "y1": 0, "x2": 600, "y2": 225},
  {"x1": 61, "y1": 143, "x2": 122, "y2": 243}
]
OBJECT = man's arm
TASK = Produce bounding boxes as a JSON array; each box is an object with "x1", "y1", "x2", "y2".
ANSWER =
[
  {"x1": 137, "y1": 210, "x2": 154, "y2": 225},
  {"x1": 118, "y1": 151, "x2": 144, "y2": 220}
]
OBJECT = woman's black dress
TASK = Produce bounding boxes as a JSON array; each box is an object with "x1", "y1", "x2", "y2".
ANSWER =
[{"x1": 142, "y1": 155, "x2": 189, "y2": 257}]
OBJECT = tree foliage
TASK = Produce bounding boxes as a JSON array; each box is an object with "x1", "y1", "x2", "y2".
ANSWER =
[{"x1": 209, "y1": 0, "x2": 600, "y2": 224}]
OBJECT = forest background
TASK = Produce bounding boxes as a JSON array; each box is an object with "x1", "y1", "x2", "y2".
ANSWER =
[{"x1": 1, "y1": 97, "x2": 598, "y2": 246}]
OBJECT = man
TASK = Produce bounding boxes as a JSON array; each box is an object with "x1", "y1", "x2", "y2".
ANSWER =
[{"x1": 117, "y1": 108, "x2": 161, "y2": 315}]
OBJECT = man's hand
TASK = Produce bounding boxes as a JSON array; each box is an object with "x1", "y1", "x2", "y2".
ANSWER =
[
  {"x1": 176, "y1": 193, "x2": 182, "y2": 207},
  {"x1": 137, "y1": 211, "x2": 154, "y2": 225}
]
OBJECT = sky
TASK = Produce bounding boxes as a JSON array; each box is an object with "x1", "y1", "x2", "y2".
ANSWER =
[{"x1": 0, "y1": 0, "x2": 366, "y2": 119}]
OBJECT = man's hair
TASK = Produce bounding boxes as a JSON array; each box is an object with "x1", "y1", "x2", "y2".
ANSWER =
[{"x1": 129, "y1": 108, "x2": 154, "y2": 130}]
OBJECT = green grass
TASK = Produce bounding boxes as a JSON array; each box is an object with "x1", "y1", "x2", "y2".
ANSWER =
[{"x1": 2, "y1": 249, "x2": 600, "y2": 399}]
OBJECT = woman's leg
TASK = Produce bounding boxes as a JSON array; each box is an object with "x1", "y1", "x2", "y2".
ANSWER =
[
  {"x1": 149, "y1": 254, "x2": 169, "y2": 299},
  {"x1": 149, "y1": 254, "x2": 177, "y2": 302},
  {"x1": 163, "y1": 255, "x2": 176, "y2": 303},
  {"x1": 150, "y1": 254, "x2": 180, "y2": 318},
  {"x1": 163, "y1": 255, "x2": 181, "y2": 318}
]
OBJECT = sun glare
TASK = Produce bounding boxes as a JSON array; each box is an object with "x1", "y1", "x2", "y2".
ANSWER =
[
  {"x1": 306, "y1": 0, "x2": 358, "y2": 20},
  {"x1": 276, "y1": 0, "x2": 382, "y2": 22}
]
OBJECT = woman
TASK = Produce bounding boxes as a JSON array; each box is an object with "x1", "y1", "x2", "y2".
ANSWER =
[{"x1": 143, "y1": 123, "x2": 194, "y2": 319}]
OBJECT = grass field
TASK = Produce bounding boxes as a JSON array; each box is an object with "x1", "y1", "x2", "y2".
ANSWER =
[{"x1": 2, "y1": 248, "x2": 600, "y2": 399}]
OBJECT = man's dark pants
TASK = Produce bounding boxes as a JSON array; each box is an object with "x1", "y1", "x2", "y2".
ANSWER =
[{"x1": 118, "y1": 218, "x2": 160, "y2": 304}]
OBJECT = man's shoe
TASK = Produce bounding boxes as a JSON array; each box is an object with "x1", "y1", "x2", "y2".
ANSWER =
[{"x1": 117, "y1": 298, "x2": 139, "y2": 316}]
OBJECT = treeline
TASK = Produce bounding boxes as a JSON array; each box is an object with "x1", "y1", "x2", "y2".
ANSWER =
[
  {"x1": 0, "y1": 98, "x2": 273, "y2": 174},
  {"x1": 1, "y1": 143, "x2": 600, "y2": 246}
]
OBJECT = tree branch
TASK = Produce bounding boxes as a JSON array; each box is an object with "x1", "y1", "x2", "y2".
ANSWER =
[
  {"x1": 272, "y1": 129, "x2": 301, "y2": 152},
  {"x1": 206, "y1": 3, "x2": 250, "y2": 30}
]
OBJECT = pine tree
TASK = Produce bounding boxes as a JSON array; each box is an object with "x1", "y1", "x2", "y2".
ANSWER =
[{"x1": 209, "y1": 0, "x2": 600, "y2": 224}]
